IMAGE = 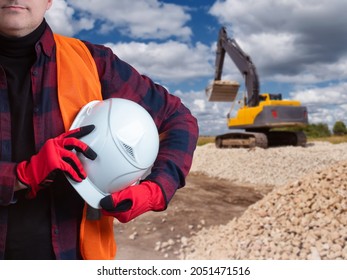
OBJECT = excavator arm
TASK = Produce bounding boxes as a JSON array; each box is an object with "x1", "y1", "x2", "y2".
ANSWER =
[{"x1": 214, "y1": 27, "x2": 260, "y2": 107}]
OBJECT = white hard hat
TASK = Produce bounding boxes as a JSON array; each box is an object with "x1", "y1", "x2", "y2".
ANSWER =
[{"x1": 66, "y1": 98, "x2": 159, "y2": 209}]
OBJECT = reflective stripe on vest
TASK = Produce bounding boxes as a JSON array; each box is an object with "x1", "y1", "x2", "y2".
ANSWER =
[{"x1": 54, "y1": 33, "x2": 116, "y2": 260}]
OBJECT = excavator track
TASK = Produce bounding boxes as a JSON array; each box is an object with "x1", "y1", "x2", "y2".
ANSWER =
[
  {"x1": 266, "y1": 131, "x2": 307, "y2": 147},
  {"x1": 215, "y1": 132, "x2": 268, "y2": 149},
  {"x1": 215, "y1": 131, "x2": 306, "y2": 149}
]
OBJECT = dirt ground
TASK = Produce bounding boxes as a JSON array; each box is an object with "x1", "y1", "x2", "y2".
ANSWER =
[{"x1": 113, "y1": 173, "x2": 273, "y2": 260}]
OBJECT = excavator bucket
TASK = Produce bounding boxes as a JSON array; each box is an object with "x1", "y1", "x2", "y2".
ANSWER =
[{"x1": 206, "y1": 80, "x2": 240, "y2": 102}]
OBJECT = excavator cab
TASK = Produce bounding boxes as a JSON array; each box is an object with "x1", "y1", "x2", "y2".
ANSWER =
[{"x1": 260, "y1": 93, "x2": 282, "y2": 101}]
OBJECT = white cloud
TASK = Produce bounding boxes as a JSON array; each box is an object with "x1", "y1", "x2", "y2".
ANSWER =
[
  {"x1": 67, "y1": 0, "x2": 192, "y2": 40},
  {"x1": 174, "y1": 89, "x2": 236, "y2": 136},
  {"x1": 209, "y1": 0, "x2": 347, "y2": 83},
  {"x1": 105, "y1": 41, "x2": 214, "y2": 83},
  {"x1": 45, "y1": 0, "x2": 94, "y2": 36},
  {"x1": 46, "y1": 0, "x2": 191, "y2": 40},
  {"x1": 290, "y1": 82, "x2": 347, "y2": 128},
  {"x1": 290, "y1": 84, "x2": 347, "y2": 105},
  {"x1": 193, "y1": 99, "x2": 207, "y2": 112}
]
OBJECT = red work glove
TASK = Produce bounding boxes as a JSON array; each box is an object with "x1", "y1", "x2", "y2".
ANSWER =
[
  {"x1": 16, "y1": 125, "x2": 97, "y2": 199},
  {"x1": 100, "y1": 181, "x2": 166, "y2": 223}
]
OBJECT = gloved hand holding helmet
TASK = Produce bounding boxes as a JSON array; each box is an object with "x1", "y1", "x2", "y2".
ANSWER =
[
  {"x1": 16, "y1": 125, "x2": 97, "y2": 199},
  {"x1": 67, "y1": 98, "x2": 161, "y2": 215},
  {"x1": 100, "y1": 180, "x2": 166, "y2": 223}
]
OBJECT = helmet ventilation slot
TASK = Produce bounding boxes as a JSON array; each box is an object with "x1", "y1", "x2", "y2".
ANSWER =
[{"x1": 122, "y1": 142, "x2": 135, "y2": 160}]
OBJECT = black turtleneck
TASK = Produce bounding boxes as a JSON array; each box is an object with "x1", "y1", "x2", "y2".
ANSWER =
[
  {"x1": 0, "y1": 20, "x2": 46, "y2": 162},
  {"x1": 0, "y1": 20, "x2": 55, "y2": 260}
]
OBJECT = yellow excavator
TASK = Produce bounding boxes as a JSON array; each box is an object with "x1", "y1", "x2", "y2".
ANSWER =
[{"x1": 206, "y1": 27, "x2": 308, "y2": 148}]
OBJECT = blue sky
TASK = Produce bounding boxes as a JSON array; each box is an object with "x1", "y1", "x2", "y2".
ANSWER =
[{"x1": 46, "y1": 0, "x2": 347, "y2": 136}]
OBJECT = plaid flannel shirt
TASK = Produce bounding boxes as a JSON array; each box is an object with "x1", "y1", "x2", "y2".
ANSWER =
[{"x1": 0, "y1": 24, "x2": 198, "y2": 259}]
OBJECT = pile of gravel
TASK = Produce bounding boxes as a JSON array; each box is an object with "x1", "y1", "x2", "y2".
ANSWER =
[
  {"x1": 179, "y1": 142, "x2": 347, "y2": 260},
  {"x1": 190, "y1": 141, "x2": 347, "y2": 187}
]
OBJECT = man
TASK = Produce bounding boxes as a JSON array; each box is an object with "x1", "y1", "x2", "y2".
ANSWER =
[{"x1": 0, "y1": 0, "x2": 198, "y2": 260}]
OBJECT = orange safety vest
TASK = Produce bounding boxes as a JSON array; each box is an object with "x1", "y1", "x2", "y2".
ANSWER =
[{"x1": 54, "y1": 34, "x2": 116, "y2": 260}]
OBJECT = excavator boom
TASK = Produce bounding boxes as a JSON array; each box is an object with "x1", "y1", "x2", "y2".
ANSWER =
[{"x1": 214, "y1": 27, "x2": 260, "y2": 106}]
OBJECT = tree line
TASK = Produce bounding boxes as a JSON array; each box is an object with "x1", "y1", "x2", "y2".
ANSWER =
[{"x1": 302, "y1": 121, "x2": 347, "y2": 138}]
